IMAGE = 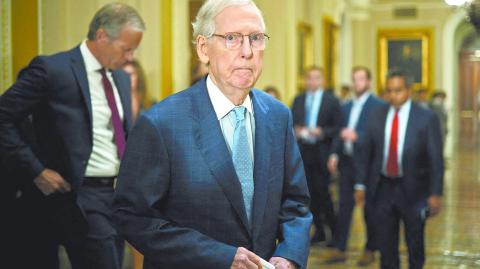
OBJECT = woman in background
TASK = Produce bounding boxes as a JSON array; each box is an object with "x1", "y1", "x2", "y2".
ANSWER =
[{"x1": 122, "y1": 60, "x2": 153, "y2": 122}]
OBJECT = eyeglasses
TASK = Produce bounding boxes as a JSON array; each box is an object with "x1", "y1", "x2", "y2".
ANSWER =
[{"x1": 211, "y1": 32, "x2": 270, "y2": 50}]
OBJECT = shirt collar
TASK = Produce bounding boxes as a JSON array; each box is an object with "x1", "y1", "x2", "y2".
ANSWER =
[
  {"x1": 353, "y1": 91, "x2": 371, "y2": 106},
  {"x1": 80, "y1": 40, "x2": 103, "y2": 73},
  {"x1": 206, "y1": 75, "x2": 254, "y2": 120},
  {"x1": 390, "y1": 99, "x2": 412, "y2": 114},
  {"x1": 307, "y1": 88, "x2": 323, "y2": 96}
]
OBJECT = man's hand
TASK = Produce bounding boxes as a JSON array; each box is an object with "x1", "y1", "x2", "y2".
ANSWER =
[
  {"x1": 340, "y1": 128, "x2": 358, "y2": 142},
  {"x1": 428, "y1": 195, "x2": 442, "y2": 217},
  {"x1": 354, "y1": 189, "x2": 365, "y2": 208},
  {"x1": 294, "y1": 126, "x2": 306, "y2": 138},
  {"x1": 327, "y1": 155, "x2": 339, "y2": 174},
  {"x1": 231, "y1": 247, "x2": 262, "y2": 269},
  {"x1": 269, "y1": 257, "x2": 297, "y2": 269},
  {"x1": 34, "y1": 169, "x2": 71, "y2": 196},
  {"x1": 309, "y1": 127, "x2": 323, "y2": 138}
]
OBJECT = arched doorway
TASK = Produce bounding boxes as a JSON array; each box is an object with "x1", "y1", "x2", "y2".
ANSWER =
[{"x1": 458, "y1": 31, "x2": 480, "y2": 148}]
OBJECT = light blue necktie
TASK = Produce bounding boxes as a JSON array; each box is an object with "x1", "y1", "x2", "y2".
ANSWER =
[
  {"x1": 231, "y1": 106, "x2": 254, "y2": 223},
  {"x1": 305, "y1": 93, "x2": 313, "y2": 126}
]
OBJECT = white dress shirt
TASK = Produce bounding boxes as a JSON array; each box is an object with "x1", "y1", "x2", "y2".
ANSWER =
[
  {"x1": 382, "y1": 99, "x2": 412, "y2": 177},
  {"x1": 344, "y1": 91, "x2": 371, "y2": 155},
  {"x1": 305, "y1": 89, "x2": 323, "y2": 128},
  {"x1": 80, "y1": 41, "x2": 125, "y2": 177},
  {"x1": 300, "y1": 89, "x2": 323, "y2": 143},
  {"x1": 206, "y1": 75, "x2": 255, "y2": 161}
]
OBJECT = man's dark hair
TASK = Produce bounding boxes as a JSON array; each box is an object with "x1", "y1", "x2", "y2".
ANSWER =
[
  {"x1": 386, "y1": 68, "x2": 414, "y2": 89},
  {"x1": 352, "y1": 66, "x2": 371, "y2": 80}
]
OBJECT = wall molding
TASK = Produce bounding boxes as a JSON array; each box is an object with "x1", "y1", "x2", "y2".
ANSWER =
[{"x1": 0, "y1": 0, "x2": 12, "y2": 91}]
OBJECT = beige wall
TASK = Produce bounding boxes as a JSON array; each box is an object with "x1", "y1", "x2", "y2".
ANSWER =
[
  {"x1": 349, "y1": 3, "x2": 455, "y2": 92},
  {"x1": 0, "y1": 0, "x2": 461, "y2": 108},
  {"x1": 40, "y1": 0, "x2": 165, "y2": 100},
  {"x1": 2, "y1": 0, "x2": 347, "y2": 104},
  {"x1": 254, "y1": 0, "x2": 346, "y2": 105}
]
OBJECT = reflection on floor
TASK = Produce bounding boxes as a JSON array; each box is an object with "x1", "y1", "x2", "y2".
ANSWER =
[
  {"x1": 58, "y1": 147, "x2": 480, "y2": 269},
  {"x1": 308, "y1": 148, "x2": 480, "y2": 268}
]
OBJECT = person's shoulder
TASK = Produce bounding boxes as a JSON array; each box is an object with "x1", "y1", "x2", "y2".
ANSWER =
[
  {"x1": 369, "y1": 101, "x2": 389, "y2": 115},
  {"x1": 411, "y1": 102, "x2": 436, "y2": 121},
  {"x1": 368, "y1": 94, "x2": 386, "y2": 106},
  {"x1": 251, "y1": 89, "x2": 290, "y2": 117},
  {"x1": 323, "y1": 90, "x2": 340, "y2": 104},
  {"x1": 342, "y1": 99, "x2": 353, "y2": 108},
  {"x1": 39, "y1": 46, "x2": 79, "y2": 62},
  {"x1": 292, "y1": 92, "x2": 306, "y2": 102},
  {"x1": 27, "y1": 46, "x2": 80, "y2": 72},
  {"x1": 142, "y1": 84, "x2": 198, "y2": 124}
]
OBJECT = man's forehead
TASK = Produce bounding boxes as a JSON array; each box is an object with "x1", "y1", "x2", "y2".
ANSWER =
[{"x1": 214, "y1": 4, "x2": 264, "y2": 32}]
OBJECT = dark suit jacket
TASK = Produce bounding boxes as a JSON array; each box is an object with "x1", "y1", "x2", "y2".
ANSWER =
[
  {"x1": 330, "y1": 94, "x2": 385, "y2": 158},
  {"x1": 291, "y1": 91, "x2": 342, "y2": 164},
  {"x1": 0, "y1": 46, "x2": 132, "y2": 189},
  {"x1": 112, "y1": 78, "x2": 312, "y2": 269},
  {"x1": 356, "y1": 102, "x2": 444, "y2": 205}
]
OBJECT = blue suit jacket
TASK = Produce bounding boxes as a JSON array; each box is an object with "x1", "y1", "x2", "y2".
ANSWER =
[
  {"x1": 112, "y1": 78, "x2": 312, "y2": 269},
  {"x1": 330, "y1": 94, "x2": 385, "y2": 158},
  {"x1": 356, "y1": 102, "x2": 444, "y2": 204},
  {"x1": 0, "y1": 46, "x2": 132, "y2": 189}
]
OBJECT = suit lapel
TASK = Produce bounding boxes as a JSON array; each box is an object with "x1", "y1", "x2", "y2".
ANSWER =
[
  {"x1": 344, "y1": 101, "x2": 353, "y2": 126},
  {"x1": 112, "y1": 71, "x2": 133, "y2": 132},
  {"x1": 70, "y1": 47, "x2": 92, "y2": 127},
  {"x1": 191, "y1": 80, "x2": 251, "y2": 235},
  {"x1": 356, "y1": 96, "x2": 373, "y2": 132},
  {"x1": 250, "y1": 90, "x2": 272, "y2": 240},
  {"x1": 378, "y1": 105, "x2": 390, "y2": 157},
  {"x1": 298, "y1": 93, "x2": 307, "y2": 125},
  {"x1": 403, "y1": 103, "x2": 417, "y2": 161},
  {"x1": 316, "y1": 92, "x2": 327, "y2": 126}
]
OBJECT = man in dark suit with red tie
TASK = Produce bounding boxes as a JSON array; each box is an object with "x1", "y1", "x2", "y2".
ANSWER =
[
  {"x1": 356, "y1": 69, "x2": 444, "y2": 269},
  {"x1": 0, "y1": 3, "x2": 144, "y2": 268}
]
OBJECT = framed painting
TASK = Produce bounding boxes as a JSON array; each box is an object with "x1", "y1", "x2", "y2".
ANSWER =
[
  {"x1": 297, "y1": 22, "x2": 313, "y2": 89},
  {"x1": 377, "y1": 28, "x2": 433, "y2": 93}
]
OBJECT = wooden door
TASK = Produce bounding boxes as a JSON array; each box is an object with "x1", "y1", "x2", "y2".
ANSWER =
[{"x1": 458, "y1": 50, "x2": 480, "y2": 148}]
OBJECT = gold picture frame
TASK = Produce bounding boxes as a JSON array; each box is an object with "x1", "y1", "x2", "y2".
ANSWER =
[
  {"x1": 297, "y1": 22, "x2": 313, "y2": 90},
  {"x1": 377, "y1": 28, "x2": 434, "y2": 93},
  {"x1": 323, "y1": 16, "x2": 338, "y2": 90}
]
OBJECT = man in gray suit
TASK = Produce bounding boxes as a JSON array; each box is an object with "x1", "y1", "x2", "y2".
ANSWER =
[{"x1": 112, "y1": 0, "x2": 312, "y2": 269}]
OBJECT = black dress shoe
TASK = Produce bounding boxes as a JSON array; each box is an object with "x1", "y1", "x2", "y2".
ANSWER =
[
  {"x1": 311, "y1": 231, "x2": 326, "y2": 244},
  {"x1": 326, "y1": 240, "x2": 335, "y2": 248}
]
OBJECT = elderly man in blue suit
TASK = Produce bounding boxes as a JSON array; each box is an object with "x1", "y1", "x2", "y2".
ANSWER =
[
  {"x1": 112, "y1": 0, "x2": 312, "y2": 269},
  {"x1": 356, "y1": 69, "x2": 444, "y2": 269}
]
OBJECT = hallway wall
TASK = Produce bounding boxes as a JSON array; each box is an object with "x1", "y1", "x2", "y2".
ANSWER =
[
  {"x1": 0, "y1": 0, "x2": 469, "y2": 149},
  {"x1": 0, "y1": 0, "x2": 349, "y2": 105},
  {"x1": 349, "y1": 1, "x2": 455, "y2": 92}
]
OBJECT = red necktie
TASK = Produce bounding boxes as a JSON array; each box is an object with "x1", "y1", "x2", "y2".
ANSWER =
[
  {"x1": 386, "y1": 110, "x2": 399, "y2": 177},
  {"x1": 99, "y1": 69, "x2": 126, "y2": 159}
]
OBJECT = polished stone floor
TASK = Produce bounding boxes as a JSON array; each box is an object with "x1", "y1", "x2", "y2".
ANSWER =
[{"x1": 307, "y1": 147, "x2": 480, "y2": 268}]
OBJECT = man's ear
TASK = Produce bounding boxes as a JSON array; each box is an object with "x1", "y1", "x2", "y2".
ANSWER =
[
  {"x1": 96, "y1": 28, "x2": 109, "y2": 43},
  {"x1": 196, "y1": 35, "x2": 210, "y2": 65}
]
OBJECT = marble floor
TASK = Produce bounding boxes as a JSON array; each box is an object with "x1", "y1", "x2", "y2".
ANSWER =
[{"x1": 307, "y1": 146, "x2": 480, "y2": 269}]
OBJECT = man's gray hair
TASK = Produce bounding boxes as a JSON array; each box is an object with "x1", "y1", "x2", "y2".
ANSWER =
[
  {"x1": 192, "y1": 0, "x2": 266, "y2": 44},
  {"x1": 87, "y1": 2, "x2": 146, "y2": 40}
]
